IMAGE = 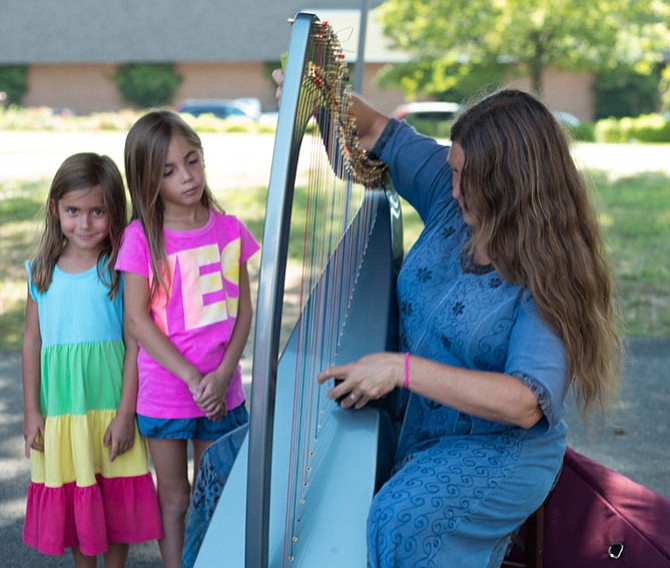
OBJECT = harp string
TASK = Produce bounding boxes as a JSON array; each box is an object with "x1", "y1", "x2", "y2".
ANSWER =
[{"x1": 280, "y1": 20, "x2": 385, "y2": 564}]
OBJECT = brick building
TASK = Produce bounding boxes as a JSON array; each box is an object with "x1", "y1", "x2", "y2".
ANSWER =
[{"x1": 0, "y1": 0, "x2": 594, "y2": 119}]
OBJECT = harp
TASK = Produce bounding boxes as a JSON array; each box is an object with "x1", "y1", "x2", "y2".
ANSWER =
[{"x1": 194, "y1": 13, "x2": 403, "y2": 567}]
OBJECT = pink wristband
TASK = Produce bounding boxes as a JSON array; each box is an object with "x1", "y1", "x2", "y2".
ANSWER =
[{"x1": 403, "y1": 352, "x2": 410, "y2": 389}]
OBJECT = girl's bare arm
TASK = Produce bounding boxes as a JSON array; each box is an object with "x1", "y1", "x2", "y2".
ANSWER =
[
  {"x1": 104, "y1": 324, "x2": 140, "y2": 461},
  {"x1": 22, "y1": 290, "x2": 44, "y2": 457}
]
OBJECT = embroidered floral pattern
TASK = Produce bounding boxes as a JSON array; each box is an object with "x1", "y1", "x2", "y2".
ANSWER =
[
  {"x1": 416, "y1": 266, "x2": 433, "y2": 282},
  {"x1": 441, "y1": 226, "x2": 456, "y2": 239}
]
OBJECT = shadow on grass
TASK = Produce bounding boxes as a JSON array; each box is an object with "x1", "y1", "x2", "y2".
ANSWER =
[
  {"x1": 0, "y1": 179, "x2": 47, "y2": 352},
  {"x1": 1, "y1": 169, "x2": 668, "y2": 353}
]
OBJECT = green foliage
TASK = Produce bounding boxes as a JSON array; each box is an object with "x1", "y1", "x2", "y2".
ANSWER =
[
  {"x1": 595, "y1": 65, "x2": 661, "y2": 119},
  {"x1": 182, "y1": 113, "x2": 275, "y2": 134},
  {"x1": 0, "y1": 105, "x2": 274, "y2": 134},
  {"x1": 376, "y1": 0, "x2": 669, "y2": 97},
  {"x1": 113, "y1": 63, "x2": 183, "y2": 109},
  {"x1": 0, "y1": 65, "x2": 28, "y2": 105},
  {"x1": 376, "y1": 58, "x2": 505, "y2": 103},
  {"x1": 594, "y1": 114, "x2": 670, "y2": 143},
  {"x1": 569, "y1": 122, "x2": 596, "y2": 142},
  {"x1": 660, "y1": 65, "x2": 670, "y2": 113},
  {"x1": 0, "y1": 105, "x2": 143, "y2": 131}
]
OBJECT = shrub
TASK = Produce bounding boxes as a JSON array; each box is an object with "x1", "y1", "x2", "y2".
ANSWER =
[
  {"x1": 594, "y1": 118, "x2": 621, "y2": 143},
  {"x1": 625, "y1": 114, "x2": 670, "y2": 143},
  {"x1": 568, "y1": 122, "x2": 595, "y2": 142},
  {"x1": 594, "y1": 66, "x2": 660, "y2": 119},
  {"x1": 594, "y1": 114, "x2": 670, "y2": 143},
  {"x1": 0, "y1": 65, "x2": 29, "y2": 106},
  {"x1": 660, "y1": 64, "x2": 670, "y2": 114},
  {"x1": 113, "y1": 63, "x2": 182, "y2": 109}
]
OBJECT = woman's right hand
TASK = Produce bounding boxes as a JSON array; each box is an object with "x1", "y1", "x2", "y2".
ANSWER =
[
  {"x1": 271, "y1": 69, "x2": 284, "y2": 104},
  {"x1": 317, "y1": 352, "x2": 404, "y2": 410},
  {"x1": 23, "y1": 410, "x2": 45, "y2": 458}
]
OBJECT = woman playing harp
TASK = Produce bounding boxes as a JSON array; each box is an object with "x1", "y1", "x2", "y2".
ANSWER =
[{"x1": 274, "y1": 71, "x2": 622, "y2": 566}]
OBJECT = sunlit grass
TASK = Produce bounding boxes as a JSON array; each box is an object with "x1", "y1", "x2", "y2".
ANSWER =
[
  {"x1": 589, "y1": 171, "x2": 670, "y2": 337},
  {"x1": 1, "y1": 167, "x2": 668, "y2": 352}
]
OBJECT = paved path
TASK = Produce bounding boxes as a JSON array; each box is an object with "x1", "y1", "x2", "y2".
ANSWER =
[{"x1": 1, "y1": 337, "x2": 668, "y2": 566}]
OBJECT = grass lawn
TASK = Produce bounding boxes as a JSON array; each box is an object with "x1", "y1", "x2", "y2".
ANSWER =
[{"x1": 1, "y1": 148, "x2": 668, "y2": 352}]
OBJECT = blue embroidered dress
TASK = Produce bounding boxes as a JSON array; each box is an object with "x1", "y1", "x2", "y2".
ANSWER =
[{"x1": 367, "y1": 121, "x2": 569, "y2": 567}]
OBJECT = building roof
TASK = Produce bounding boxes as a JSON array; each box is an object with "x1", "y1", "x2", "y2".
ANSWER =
[{"x1": 0, "y1": 0, "x2": 391, "y2": 64}]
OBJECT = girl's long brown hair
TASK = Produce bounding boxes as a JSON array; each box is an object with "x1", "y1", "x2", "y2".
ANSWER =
[
  {"x1": 124, "y1": 109, "x2": 222, "y2": 299},
  {"x1": 450, "y1": 89, "x2": 622, "y2": 421},
  {"x1": 31, "y1": 152, "x2": 127, "y2": 298}
]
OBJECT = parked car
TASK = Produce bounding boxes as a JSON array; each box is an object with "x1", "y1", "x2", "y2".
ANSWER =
[
  {"x1": 393, "y1": 101, "x2": 461, "y2": 122},
  {"x1": 393, "y1": 101, "x2": 461, "y2": 138},
  {"x1": 553, "y1": 111, "x2": 582, "y2": 128},
  {"x1": 176, "y1": 98, "x2": 261, "y2": 121}
]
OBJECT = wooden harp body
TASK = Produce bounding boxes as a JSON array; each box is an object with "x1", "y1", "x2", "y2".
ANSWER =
[{"x1": 195, "y1": 13, "x2": 403, "y2": 568}]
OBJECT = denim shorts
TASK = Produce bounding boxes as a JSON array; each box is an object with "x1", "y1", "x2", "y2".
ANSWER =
[{"x1": 137, "y1": 404, "x2": 249, "y2": 441}]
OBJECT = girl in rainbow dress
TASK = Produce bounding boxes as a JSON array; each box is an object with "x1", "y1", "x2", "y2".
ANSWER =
[{"x1": 22, "y1": 152, "x2": 162, "y2": 567}]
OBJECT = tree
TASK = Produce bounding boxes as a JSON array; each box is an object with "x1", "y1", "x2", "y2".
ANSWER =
[
  {"x1": 376, "y1": 0, "x2": 670, "y2": 99},
  {"x1": 594, "y1": 64, "x2": 662, "y2": 119},
  {"x1": 660, "y1": 64, "x2": 670, "y2": 113}
]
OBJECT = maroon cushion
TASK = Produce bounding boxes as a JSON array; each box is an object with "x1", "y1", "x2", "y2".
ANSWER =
[{"x1": 510, "y1": 446, "x2": 670, "y2": 567}]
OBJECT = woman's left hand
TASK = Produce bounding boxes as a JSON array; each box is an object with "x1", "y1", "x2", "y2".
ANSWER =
[{"x1": 317, "y1": 352, "x2": 404, "y2": 409}]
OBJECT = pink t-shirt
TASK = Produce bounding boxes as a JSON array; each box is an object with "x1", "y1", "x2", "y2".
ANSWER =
[{"x1": 116, "y1": 210, "x2": 259, "y2": 418}]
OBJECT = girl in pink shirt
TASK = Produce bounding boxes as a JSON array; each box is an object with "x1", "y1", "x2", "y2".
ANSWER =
[{"x1": 116, "y1": 110, "x2": 259, "y2": 568}]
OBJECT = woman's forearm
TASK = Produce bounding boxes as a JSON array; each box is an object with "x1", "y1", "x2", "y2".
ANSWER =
[
  {"x1": 406, "y1": 355, "x2": 543, "y2": 428},
  {"x1": 349, "y1": 93, "x2": 390, "y2": 152}
]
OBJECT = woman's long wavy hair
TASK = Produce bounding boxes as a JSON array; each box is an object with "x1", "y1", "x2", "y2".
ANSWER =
[
  {"x1": 31, "y1": 152, "x2": 126, "y2": 298},
  {"x1": 124, "y1": 109, "x2": 222, "y2": 299},
  {"x1": 450, "y1": 89, "x2": 622, "y2": 420}
]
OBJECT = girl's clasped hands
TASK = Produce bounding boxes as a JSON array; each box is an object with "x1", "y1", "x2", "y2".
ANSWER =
[{"x1": 190, "y1": 371, "x2": 230, "y2": 421}]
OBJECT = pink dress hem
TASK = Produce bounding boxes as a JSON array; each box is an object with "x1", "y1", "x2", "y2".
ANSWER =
[{"x1": 23, "y1": 473, "x2": 162, "y2": 556}]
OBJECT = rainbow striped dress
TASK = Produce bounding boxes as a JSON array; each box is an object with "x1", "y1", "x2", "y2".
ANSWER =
[{"x1": 23, "y1": 262, "x2": 161, "y2": 555}]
